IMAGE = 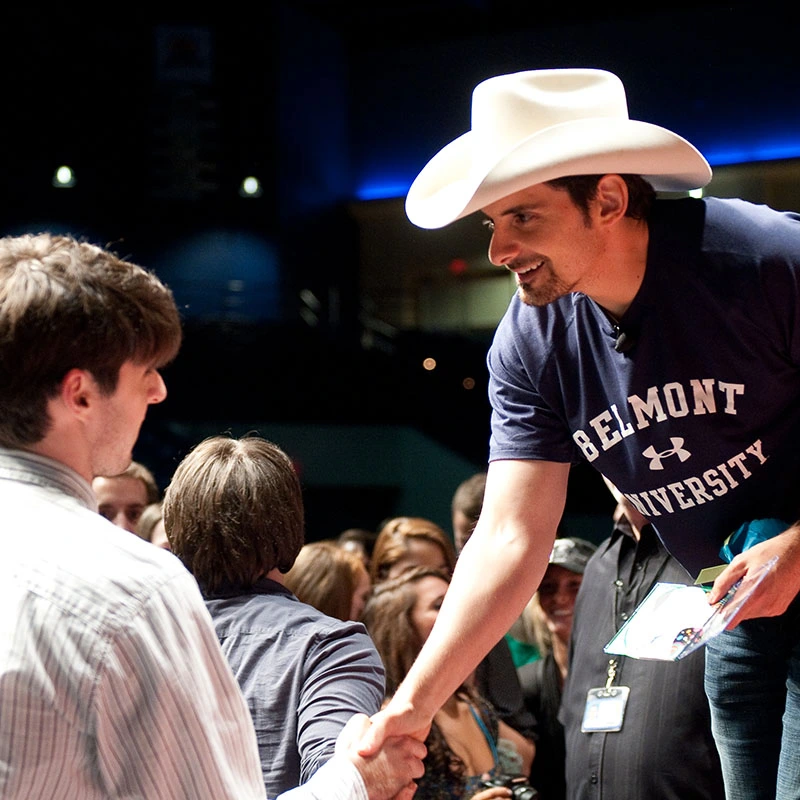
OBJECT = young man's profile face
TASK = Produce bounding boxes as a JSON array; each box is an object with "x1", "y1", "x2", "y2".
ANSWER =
[
  {"x1": 88, "y1": 361, "x2": 167, "y2": 527},
  {"x1": 88, "y1": 362, "x2": 167, "y2": 480}
]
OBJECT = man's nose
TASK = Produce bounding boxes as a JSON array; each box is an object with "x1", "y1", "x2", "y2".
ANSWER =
[{"x1": 487, "y1": 231, "x2": 519, "y2": 267}]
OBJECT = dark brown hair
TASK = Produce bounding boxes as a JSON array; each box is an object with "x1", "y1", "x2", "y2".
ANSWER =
[
  {"x1": 362, "y1": 566, "x2": 439, "y2": 694},
  {"x1": 164, "y1": 435, "x2": 304, "y2": 593},
  {"x1": 0, "y1": 233, "x2": 181, "y2": 447},
  {"x1": 546, "y1": 174, "x2": 656, "y2": 222}
]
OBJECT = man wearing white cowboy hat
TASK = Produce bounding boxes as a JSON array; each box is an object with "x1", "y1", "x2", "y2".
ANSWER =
[{"x1": 359, "y1": 68, "x2": 800, "y2": 799}]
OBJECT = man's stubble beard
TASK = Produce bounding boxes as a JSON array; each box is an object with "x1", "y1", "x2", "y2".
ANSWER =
[{"x1": 516, "y1": 270, "x2": 573, "y2": 307}]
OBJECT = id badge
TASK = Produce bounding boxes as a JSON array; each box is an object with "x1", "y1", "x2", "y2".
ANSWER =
[{"x1": 581, "y1": 686, "x2": 631, "y2": 732}]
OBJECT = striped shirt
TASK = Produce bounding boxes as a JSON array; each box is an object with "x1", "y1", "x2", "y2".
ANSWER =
[{"x1": 0, "y1": 448, "x2": 366, "y2": 799}]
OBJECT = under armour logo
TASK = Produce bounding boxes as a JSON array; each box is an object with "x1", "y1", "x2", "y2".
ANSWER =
[{"x1": 642, "y1": 438, "x2": 692, "y2": 471}]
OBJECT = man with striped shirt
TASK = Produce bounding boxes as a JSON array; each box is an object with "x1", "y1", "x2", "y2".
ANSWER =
[{"x1": 0, "y1": 234, "x2": 424, "y2": 799}]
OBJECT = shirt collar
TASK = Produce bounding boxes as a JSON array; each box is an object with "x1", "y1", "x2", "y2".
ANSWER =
[
  {"x1": 0, "y1": 446, "x2": 97, "y2": 511},
  {"x1": 202, "y1": 575, "x2": 293, "y2": 601}
]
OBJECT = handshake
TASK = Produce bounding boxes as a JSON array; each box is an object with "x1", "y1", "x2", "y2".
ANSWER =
[{"x1": 334, "y1": 714, "x2": 426, "y2": 800}]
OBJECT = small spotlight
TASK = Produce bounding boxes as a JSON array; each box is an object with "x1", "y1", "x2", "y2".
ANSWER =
[
  {"x1": 53, "y1": 165, "x2": 76, "y2": 188},
  {"x1": 239, "y1": 176, "x2": 262, "y2": 197},
  {"x1": 688, "y1": 188, "x2": 704, "y2": 199},
  {"x1": 462, "y1": 377, "x2": 475, "y2": 390},
  {"x1": 422, "y1": 357, "x2": 437, "y2": 371}
]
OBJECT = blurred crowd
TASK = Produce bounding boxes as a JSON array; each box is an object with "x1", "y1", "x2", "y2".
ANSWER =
[{"x1": 91, "y1": 442, "x2": 722, "y2": 800}]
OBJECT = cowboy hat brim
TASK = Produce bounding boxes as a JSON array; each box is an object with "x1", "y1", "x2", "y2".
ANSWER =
[{"x1": 405, "y1": 117, "x2": 712, "y2": 229}]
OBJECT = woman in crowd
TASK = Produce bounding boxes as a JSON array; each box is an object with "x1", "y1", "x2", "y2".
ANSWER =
[
  {"x1": 370, "y1": 516, "x2": 457, "y2": 584},
  {"x1": 371, "y1": 514, "x2": 536, "y2": 746},
  {"x1": 284, "y1": 540, "x2": 372, "y2": 622},
  {"x1": 364, "y1": 566, "x2": 535, "y2": 799}
]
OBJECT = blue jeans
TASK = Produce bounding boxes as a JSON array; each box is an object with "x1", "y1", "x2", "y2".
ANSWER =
[{"x1": 705, "y1": 595, "x2": 800, "y2": 800}]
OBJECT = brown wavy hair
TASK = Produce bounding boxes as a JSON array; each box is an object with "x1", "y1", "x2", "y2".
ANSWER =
[
  {"x1": 363, "y1": 566, "x2": 482, "y2": 798},
  {"x1": 370, "y1": 516, "x2": 457, "y2": 584},
  {"x1": 283, "y1": 540, "x2": 369, "y2": 621}
]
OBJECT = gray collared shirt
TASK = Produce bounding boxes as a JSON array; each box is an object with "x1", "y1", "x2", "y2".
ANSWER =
[{"x1": 205, "y1": 578, "x2": 384, "y2": 797}]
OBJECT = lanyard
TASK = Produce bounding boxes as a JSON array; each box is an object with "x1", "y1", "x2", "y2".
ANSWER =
[
  {"x1": 605, "y1": 530, "x2": 671, "y2": 687},
  {"x1": 604, "y1": 658, "x2": 618, "y2": 689}
]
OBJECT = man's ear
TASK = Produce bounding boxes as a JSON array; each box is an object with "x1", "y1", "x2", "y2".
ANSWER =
[
  {"x1": 593, "y1": 174, "x2": 629, "y2": 226},
  {"x1": 58, "y1": 368, "x2": 98, "y2": 417}
]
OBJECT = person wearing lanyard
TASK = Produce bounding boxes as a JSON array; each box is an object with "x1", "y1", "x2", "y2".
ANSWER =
[{"x1": 559, "y1": 489, "x2": 724, "y2": 799}]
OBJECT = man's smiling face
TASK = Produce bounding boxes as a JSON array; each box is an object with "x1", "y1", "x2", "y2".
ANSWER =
[{"x1": 482, "y1": 181, "x2": 606, "y2": 307}]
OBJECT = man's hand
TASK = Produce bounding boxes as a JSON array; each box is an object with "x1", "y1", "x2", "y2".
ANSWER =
[
  {"x1": 708, "y1": 524, "x2": 800, "y2": 626},
  {"x1": 337, "y1": 714, "x2": 426, "y2": 800},
  {"x1": 356, "y1": 696, "x2": 431, "y2": 758}
]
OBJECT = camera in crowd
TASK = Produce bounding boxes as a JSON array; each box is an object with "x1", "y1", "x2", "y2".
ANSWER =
[{"x1": 481, "y1": 775, "x2": 540, "y2": 800}]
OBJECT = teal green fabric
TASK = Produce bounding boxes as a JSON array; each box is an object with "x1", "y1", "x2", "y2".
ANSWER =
[
  {"x1": 505, "y1": 634, "x2": 540, "y2": 668},
  {"x1": 720, "y1": 518, "x2": 788, "y2": 562}
]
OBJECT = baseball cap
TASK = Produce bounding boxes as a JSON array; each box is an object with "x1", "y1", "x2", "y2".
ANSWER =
[{"x1": 549, "y1": 537, "x2": 597, "y2": 574}]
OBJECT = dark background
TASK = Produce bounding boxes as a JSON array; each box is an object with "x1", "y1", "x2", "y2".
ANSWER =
[{"x1": 2, "y1": 2, "x2": 797, "y2": 537}]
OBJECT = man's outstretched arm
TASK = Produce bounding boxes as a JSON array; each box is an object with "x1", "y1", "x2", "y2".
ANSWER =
[{"x1": 359, "y1": 458, "x2": 569, "y2": 754}]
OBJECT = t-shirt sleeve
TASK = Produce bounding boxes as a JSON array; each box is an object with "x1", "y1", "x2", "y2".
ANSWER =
[
  {"x1": 297, "y1": 626, "x2": 385, "y2": 783},
  {"x1": 487, "y1": 310, "x2": 577, "y2": 464},
  {"x1": 93, "y1": 569, "x2": 265, "y2": 800}
]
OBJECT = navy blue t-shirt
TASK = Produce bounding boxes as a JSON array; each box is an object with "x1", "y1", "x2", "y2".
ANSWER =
[{"x1": 488, "y1": 197, "x2": 800, "y2": 576}]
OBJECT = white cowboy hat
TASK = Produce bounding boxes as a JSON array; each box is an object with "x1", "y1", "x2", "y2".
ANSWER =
[{"x1": 405, "y1": 68, "x2": 712, "y2": 229}]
